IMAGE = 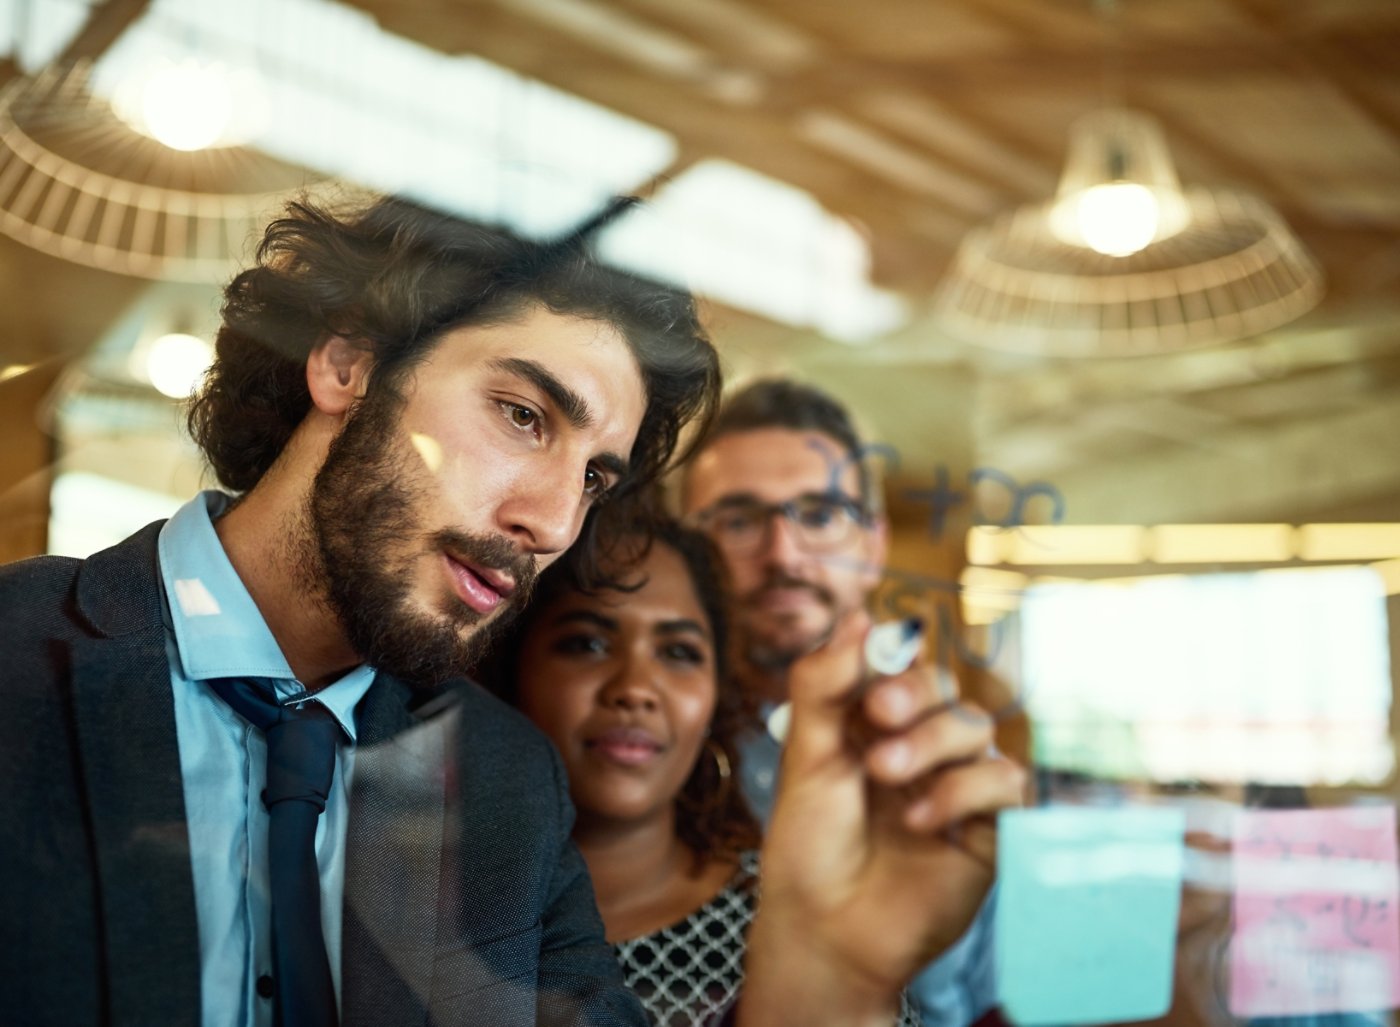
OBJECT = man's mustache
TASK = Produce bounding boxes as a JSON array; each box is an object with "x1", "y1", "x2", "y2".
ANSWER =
[
  {"x1": 431, "y1": 527, "x2": 539, "y2": 610},
  {"x1": 742, "y1": 571, "x2": 836, "y2": 609}
]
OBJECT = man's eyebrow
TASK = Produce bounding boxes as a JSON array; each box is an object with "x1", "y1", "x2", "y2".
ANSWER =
[
  {"x1": 709, "y1": 492, "x2": 762, "y2": 508},
  {"x1": 711, "y1": 490, "x2": 855, "y2": 507},
  {"x1": 593, "y1": 451, "x2": 630, "y2": 481},
  {"x1": 491, "y1": 357, "x2": 594, "y2": 430}
]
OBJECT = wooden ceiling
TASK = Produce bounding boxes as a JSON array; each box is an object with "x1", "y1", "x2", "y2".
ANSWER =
[
  {"x1": 3, "y1": 0, "x2": 1399, "y2": 531},
  {"x1": 350, "y1": 0, "x2": 1400, "y2": 303},
  {"x1": 346, "y1": 0, "x2": 1400, "y2": 527}
]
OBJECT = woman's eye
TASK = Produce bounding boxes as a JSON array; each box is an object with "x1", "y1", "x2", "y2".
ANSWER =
[
  {"x1": 661, "y1": 642, "x2": 706, "y2": 665},
  {"x1": 554, "y1": 634, "x2": 608, "y2": 656}
]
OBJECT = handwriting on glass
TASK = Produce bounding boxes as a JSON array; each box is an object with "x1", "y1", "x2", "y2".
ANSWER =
[
  {"x1": 813, "y1": 443, "x2": 1059, "y2": 719},
  {"x1": 817, "y1": 441, "x2": 1066, "y2": 541},
  {"x1": 1231, "y1": 806, "x2": 1400, "y2": 1017}
]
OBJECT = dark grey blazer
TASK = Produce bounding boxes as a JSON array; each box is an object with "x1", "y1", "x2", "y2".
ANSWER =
[{"x1": 0, "y1": 521, "x2": 645, "y2": 1027}]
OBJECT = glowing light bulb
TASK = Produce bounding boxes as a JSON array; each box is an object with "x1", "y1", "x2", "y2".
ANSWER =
[
  {"x1": 1074, "y1": 182, "x2": 1161, "y2": 257},
  {"x1": 146, "y1": 333, "x2": 214, "y2": 398},
  {"x1": 140, "y1": 60, "x2": 233, "y2": 151}
]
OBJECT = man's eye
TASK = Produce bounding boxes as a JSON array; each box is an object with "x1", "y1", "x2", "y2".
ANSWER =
[
  {"x1": 504, "y1": 403, "x2": 538, "y2": 429},
  {"x1": 583, "y1": 466, "x2": 612, "y2": 501},
  {"x1": 797, "y1": 497, "x2": 854, "y2": 529},
  {"x1": 796, "y1": 501, "x2": 839, "y2": 528},
  {"x1": 715, "y1": 507, "x2": 761, "y2": 533}
]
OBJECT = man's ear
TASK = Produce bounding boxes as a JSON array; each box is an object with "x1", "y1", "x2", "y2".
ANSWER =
[{"x1": 306, "y1": 336, "x2": 372, "y2": 417}]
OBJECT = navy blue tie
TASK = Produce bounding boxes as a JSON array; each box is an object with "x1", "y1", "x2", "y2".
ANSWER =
[{"x1": 210, "y1": 678, "x2": 340, "y2": 1027}]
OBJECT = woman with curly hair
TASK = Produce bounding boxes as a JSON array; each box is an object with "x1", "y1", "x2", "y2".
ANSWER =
[
  {"x1": 479, "y1": 515, "x2": 922, "y2": 1026},
  {"x1": 479, "y1": 514, "x2": 759, "y2": 1025}
]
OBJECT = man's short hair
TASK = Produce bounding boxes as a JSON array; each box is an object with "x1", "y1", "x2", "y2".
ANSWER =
[
  {"x1": 692, "y1": 378, "x2": 876, "y2": 510},
  {"x1": 189, "y1": 195, "x2": 720, "y2": 506}
]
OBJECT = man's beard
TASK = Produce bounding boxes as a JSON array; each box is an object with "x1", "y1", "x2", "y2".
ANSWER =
[
  {"x1": 296, "y1": 383, "x2": 538, "y2": 689},
  {"x1": 738, "y1": 571, "x2": 838, "y2": 673}
]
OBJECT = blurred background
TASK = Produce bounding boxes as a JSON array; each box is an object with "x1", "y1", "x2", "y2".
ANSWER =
[{"x1": 1, "y1": 2, "x2": 1399, "y2": 1001}]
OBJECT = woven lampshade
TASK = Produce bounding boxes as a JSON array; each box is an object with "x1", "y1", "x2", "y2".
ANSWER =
[
  {"x1": 934, "y1": 110, "x2": 1324, "y2": 357},
  {"x1": 0, "y1": 61, "x2": 327, "y2": 282}
]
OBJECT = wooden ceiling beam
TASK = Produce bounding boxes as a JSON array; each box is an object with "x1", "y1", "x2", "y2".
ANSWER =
[
  {"x1": 973, "y1": 307, "x2": 1400, "y2": 436},
  {"x1": 783, "y1": 42, "x2": 1349, "y2": 98},
  {"x1": 0, "y1": 0, "x2": 150, "y2": 85},
  {"x1": 341, "y1": 1, "x2": 1400, "y2": 300},
  {"x1": 359, "y1": 1, "x2": 1399, "y2": 102},
  {"x1": 56, "y1": 0, "x2": 152, "y2": 65},
  {"x1": 1232, "y1": 0, "x2": 1400, "y2": 143},
  {"x1": 1015, "y1": 387, "x2": 1400, "y2": 524},
  {"x1": 1135, "y1": 99, "x2": 1315, "y2": 209},
  {"x1": 852, "y1": 91, "x2": 1059, "y2": 199}
]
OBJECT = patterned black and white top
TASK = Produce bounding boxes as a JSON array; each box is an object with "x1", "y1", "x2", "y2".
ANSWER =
[{"x1": 611, "y1": 851, "x2": 921, "y2": 1027}]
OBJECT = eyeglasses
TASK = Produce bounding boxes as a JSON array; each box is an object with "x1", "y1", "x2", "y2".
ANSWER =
[{"x1": 690, "y1": 493, "x2": 870, "y2": 555}]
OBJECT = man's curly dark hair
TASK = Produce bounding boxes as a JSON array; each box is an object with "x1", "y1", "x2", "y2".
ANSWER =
[{"x1": 188, "y1": 195, "x2": 720, "y2": 576}]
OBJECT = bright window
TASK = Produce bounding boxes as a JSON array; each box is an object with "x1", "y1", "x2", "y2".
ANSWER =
[{"x1": 1020, "y1": 566, "x2": 1394, "y2": 786}]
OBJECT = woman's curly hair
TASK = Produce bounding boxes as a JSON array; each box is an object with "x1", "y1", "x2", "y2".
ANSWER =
[
  {"x1": 475, "y1": 509, "x2": 762, "y2": 869},
  {"x1": 188, "y1": 195, "x2": 720, "y2": 578}
]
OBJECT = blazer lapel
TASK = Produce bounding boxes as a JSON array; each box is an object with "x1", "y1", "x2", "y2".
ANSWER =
[
  {"x1": 341, "y1": 677, "x2": 452, "y2": 1027},
  {"x1": 68, "y1": 523, "x2": 201, "y2": 1026}
]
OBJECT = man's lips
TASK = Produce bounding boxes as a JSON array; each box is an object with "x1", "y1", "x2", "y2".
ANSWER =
[
  {"x1": 748, "y1": 584, "x2": 826, "y2": 612},
  {"x1": 442, "y1": 553, "x2": 514, "y2": 615},
  {"x1": 585, "y1": 725, "x2": 664, "y2": 767}
]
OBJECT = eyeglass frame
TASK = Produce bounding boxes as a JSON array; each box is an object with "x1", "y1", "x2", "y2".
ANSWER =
[{"x1": 686, "y1": 490, "x2": 876, "y2": 555}]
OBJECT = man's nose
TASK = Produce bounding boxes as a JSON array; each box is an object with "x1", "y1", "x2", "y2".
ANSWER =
[
  {"x1": 497, "y1": 465, "x2": 584, "y2": 556},
  {"x1": 757, "y1": 508, "x2": 809, "y2": 568}
]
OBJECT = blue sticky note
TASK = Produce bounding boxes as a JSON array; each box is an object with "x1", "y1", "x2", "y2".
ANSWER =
[{"x1": 996, "y1": 806, "x2": 1186, "y2": 1025}]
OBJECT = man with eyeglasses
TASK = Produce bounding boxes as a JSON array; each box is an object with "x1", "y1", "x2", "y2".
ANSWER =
[{"x1": 681, "y1": 378, "x2": 1002, "y2": 1027}]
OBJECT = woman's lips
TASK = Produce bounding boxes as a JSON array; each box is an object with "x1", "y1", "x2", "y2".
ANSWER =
[
  {"x1": 442, "y1": 553, "x2": 513, "y2": 615},
  {"x1": 586, "y1": 725, "x2": 664, "y2": 767}
]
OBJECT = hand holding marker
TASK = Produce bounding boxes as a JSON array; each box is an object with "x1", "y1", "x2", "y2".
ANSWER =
[{"x1": 766, "y1": 617, "x2": 925, "y2": 745}]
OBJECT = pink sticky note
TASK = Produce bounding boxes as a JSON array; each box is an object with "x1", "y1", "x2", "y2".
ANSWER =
[{"x1": 1231, "y1": 806, "x2": 1400, "y2": 1017}]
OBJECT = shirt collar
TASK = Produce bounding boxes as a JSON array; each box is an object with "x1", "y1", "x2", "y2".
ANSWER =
[{"x1": 158, "y1": 490, "x2": 375, "y2": 740}]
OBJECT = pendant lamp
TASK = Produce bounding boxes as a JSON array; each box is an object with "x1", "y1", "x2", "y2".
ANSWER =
[{"x1": 933, "y1": 108, "x2": 1323, "y2": 357}]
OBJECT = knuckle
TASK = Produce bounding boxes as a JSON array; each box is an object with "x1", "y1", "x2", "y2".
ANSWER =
[{"x1": 997, "y1": 757, "x2": 1030, "y2": 798}]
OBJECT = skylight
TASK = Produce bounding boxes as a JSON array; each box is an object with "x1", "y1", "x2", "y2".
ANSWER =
[
  {"x1": 2, "y1": 0, "x2": 96, "y2": 70},
  {"x1": 8, "y1": 0, "x2": 905, "y2": 341},
  {"x1": 86, "y1": 0, "x2": 678, "y2": 237},
  {"x1": 598, "y1": 159, "x2": 908, "y2": 342}
]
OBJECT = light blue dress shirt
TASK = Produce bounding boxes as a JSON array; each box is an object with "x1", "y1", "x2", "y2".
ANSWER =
[{"x1": 158, "y1": 491, "x2": 377, "y2": 1027}]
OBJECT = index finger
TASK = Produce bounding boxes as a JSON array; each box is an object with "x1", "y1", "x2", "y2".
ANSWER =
[
  {"x1": 863, "y1": 661, "x2": 961, "y2": 733},
  {"x1": 783, "y1": 608, "x2": 870, "y2": 765}
]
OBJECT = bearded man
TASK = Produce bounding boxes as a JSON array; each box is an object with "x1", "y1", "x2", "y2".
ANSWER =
[
  {"x1": 0, "y1": 196, "x2": 717, "y2": 1027},
  {"x1": 682, "y1": 378, "x2": 1004, "y2": 1027},
  {"x1": 1, "y1": 200, "x2": 1021, "y2": 1027}
]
